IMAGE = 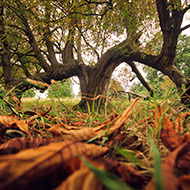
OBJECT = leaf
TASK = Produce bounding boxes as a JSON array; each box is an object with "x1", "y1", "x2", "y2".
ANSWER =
[
  {"x1": 81, "y1": 158, "x2": 131, "y2": 190},
  {"x1": 179, "y1": 175, "x2": 190, "y2": 190},
  {"x1": 48, "y1": 123, "x2": 97, "y2": 141},
  {"x1": 49, "y1": 99, "x2": 138, "y2": 141},
  {"x1": 101, "y1": 158, "x2": 145, "y2": 189},
  {"x1": 0, "y1": 137, "x2": 51, "y2": 155},
  {"x1": 0, "y1": 141, "x2": 108, "y2": 190},
  {"x1": 154, "y1": 105, "x2": 183, "y2": 151},
  {"x1": 145, "y1": 143, "x2": 183, "y2": 190},
  {"x1": 0, "y1": 115, "x2": 31, "y2": 136},
  {"x1": 56, "y1": 166, "x2": 102, "y2": 190},
  {"x1": 175, "y1": 112, "x2": 190, "y2": 134},
  {"x1": 146, "y1": 142, "x2": 190, "y2": 190},
  {"x1": 107, "y1": 133, "x2": 138, "y2": 147}
]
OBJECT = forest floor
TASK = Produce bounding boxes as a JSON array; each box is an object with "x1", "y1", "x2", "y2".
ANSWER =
[{"x1": 0, "y1": 95, "x2": 190, "y2": 190}]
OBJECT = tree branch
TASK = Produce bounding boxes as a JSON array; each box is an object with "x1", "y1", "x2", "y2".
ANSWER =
[
  {"x1": 77, "y1": 25, "x2": 100, "y2": 60},
  {"x1": 0, "y1": 3, "x2": 13, "y2": 84},
  {"x1": 179, "y1": 24, "x2": 190, "y2": 34},
  {"x1": 14, "y1": 1, "x2": 52, "y2": 73},
  {"x1": 156, "y1": 0, "x2": 171, "y2": 33},
  {"x1": 44, "y1": 4, "x2": 60, "y2": 68},
  {"x1": 127, "y1": 61, "x2": 154, "y2": 96}
]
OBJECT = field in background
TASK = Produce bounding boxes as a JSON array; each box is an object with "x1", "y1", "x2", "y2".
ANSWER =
[{"x1": 21, "y1": 97, "x2": 81, "y2": 111}]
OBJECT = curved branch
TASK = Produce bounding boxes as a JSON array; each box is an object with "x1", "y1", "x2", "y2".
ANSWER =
[
  {"x1": 156, "y1": 0, "x2": 171, "y2": 33},
  {"x1": 179, "y1": 23, "x2": 190, "y2": 34},
  {"x1": 76, "y1": 24, "x2": 100, "y2": 60},
  {"x1": 127, "y1": 61, "x2": 154, "y2": 96},
  {"x1": 44, "y1": 4, "x2": 60, "y2": 68},
  {"x1": 182, "y1": 4, "x2": 190, "y2": 14},
  {"x1": 14, "y1": 1, "x2": 52, "y2": 73}
]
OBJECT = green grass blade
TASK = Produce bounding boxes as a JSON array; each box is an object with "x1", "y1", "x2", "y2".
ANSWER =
[
  {"x1": 149, "y1": 139, "x2": 164, "y2": 190},
  {"x1": 81, "y1": 157, "x2": 133, "y2": 190},
  {"x1": 117, "y1": 147, "x2": 142, "y2": 166}
]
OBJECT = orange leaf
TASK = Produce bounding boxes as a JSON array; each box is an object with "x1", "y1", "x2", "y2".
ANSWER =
[
  {"x1": 48, "y1": 123, "x2": 97, "y2": 141},
  {"x1": 0, "y1": 141, "x2": 108, "y2": 190},
  {"x1": 49, "y1": 99, "x2": 138, "y2": 141},
  {"x1": 56, "y1": 166, "x2": 102, "y2": 190},
  {"x1": 155, "y1": 105, "x2": 183, "y2": 151},
  {"x1": 175, "y1": 112, "x2": 190, "y2": 134},
  {"x1": 0, "y1": 115, "x2": 31, "y2": 136},
  {"x1": 145, "y1": 143, "x2": 188, "y2": 190},
  {"x1": 179, "y1": 175, "x2": 190, "y2": 190},
  {"x1": 0, "y1": 137, "x2": 51, "y2": 155}
]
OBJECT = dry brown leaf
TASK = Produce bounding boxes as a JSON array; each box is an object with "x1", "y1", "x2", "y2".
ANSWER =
[
  {"x1": 100, "y1": 158, "x2": 145, "y2": 189},
  {"x1": 49, "y1": 99, "x2": 138, "y2": 141},
  {"x1": 97, "y1": 113, "x2": 118, "y2": 126},
  {"x1": 58, "y1": 156, "x2": 145, "y2": 190},
  {"x1": 56, "y1": 166, "x2": 102, "y2": 190},
  {"x1": 0, "y1": 115, "x2": 31, "y2": 136},
  {"x1": 179, "y1": 175, "x2": 190, "y2": 190},
  {"x1": 27, "y1": 106, "x2": 52, "y2": 123},
  {"x1": 96, "y1": 98, "x2": 138, "y2": 135},
  {"x1": 175, "y1": 112, "x2": 190, "y2": 134},
  {"x1": 155, "y1": 105, "x2": 183, "y2": 151},
  {"x1": 107, "y1": 133, "x2": 138, "y2": 147},
  {"x1": 0, "y1": 137, "x2": 51, "y2": 155},
  {"x1": 48, "y1": 123, "x2": 97, "y2": 141},
  {"x1": 175, "y1": 142, "x2": 190, "y2": 175},
  {"x1": 0, "y1": 141, "x2": 108, "y2": 190},
  {"x1": 145, "y1": 143, "x2": 188, "y2": 190}
]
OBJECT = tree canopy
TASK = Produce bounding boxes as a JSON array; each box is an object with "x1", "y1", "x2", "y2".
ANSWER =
[{"x1": 1, "y1": 0, "x2": 190, "y2": 107}]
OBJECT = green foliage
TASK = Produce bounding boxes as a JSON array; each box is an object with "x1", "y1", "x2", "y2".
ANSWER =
[
  {"x1": 175, "y1": 34, "x2": 190, "y2": 76},
  {"x1": 0, "y1": 85, "x2": 5, "y2": 97},
  {"x1": 22, "y1": 88, "x2": 35, "y2": 98},
  {"x1": 48, "y1": 79, "x2": 73, "y2": 98},
  {"x1": 132, "y1": 34, "x2": 190, "y2": 96}
]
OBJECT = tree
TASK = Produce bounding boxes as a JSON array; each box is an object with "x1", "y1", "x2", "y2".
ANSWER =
[
  {"x1": 1, "y1": 0, "x2": 190, "y2": 108},
  {"x1": 132, "y1": 34, "x2": 190, "y2": 97}
]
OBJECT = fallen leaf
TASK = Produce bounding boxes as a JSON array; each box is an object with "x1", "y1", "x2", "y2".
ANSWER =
[
  {"x1": 145, "y1": 143, "x2": 187, "y2": 190},
  {"x1": 155, "y1": 105, "x2": 183, "y2": 151},
  {"x1": 49, "y1": 99, "x2": 138, "y2": 141},
  {"x1": 175, "y1": 112, "x2": 190, "y2": 134},
  {"x1": 48, "y1": 123, "x2": 97, "y2": 141},
  {"x1": 100, "y1": 158, "x2": 145, "y2": 189},
  {"x1": 0, "y1": 115, "x2": 31, "y2": 136},
  {"x1": 175, "y1": 141, "x2": 190, "y2": 175},
  {"x1": 179, "y1": 175, "x2": 190, "y2": 190},
  {"x1": 56, "y1": 166, "x2": 102, "y2": 190},
  {"x1": 72, "y1": 121, "x2": 86, "y2": 126},
  {"x1": 97, "y1": 113, "x2": 118, "y2": 126},
  {"x1": 0, "y1": 137, "x2": 51, "y2": 155},
  {"x1": 27, "y1": 106, "x2": 52, "y2": 123},
  {"x1": 0, "y1": 141, "x2": 108, "y2": 190},
  {"x1": 107, "y1": 132, "x2": 138, "y2": 147}
]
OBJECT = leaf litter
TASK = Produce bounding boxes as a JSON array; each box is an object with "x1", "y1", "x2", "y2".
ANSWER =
[{"x1": 1, "y1": 98, "x2": 190, "y2": 189}]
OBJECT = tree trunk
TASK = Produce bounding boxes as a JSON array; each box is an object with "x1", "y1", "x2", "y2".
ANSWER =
[{"x1": 77, "y1": 65, "x2": 112, "y2": 108}]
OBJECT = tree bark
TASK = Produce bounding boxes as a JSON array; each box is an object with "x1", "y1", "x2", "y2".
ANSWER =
[{"x1": 0, "y1": 1, "x2": 13, "y2": 90}]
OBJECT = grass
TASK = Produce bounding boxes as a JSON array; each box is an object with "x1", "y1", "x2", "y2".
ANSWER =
[
  {"x1": 1, "y1": 88, "x2": 190, "y2": 189},
  {"x1": 21, "y1": 97, "x2": 81, "y2": 111}
]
